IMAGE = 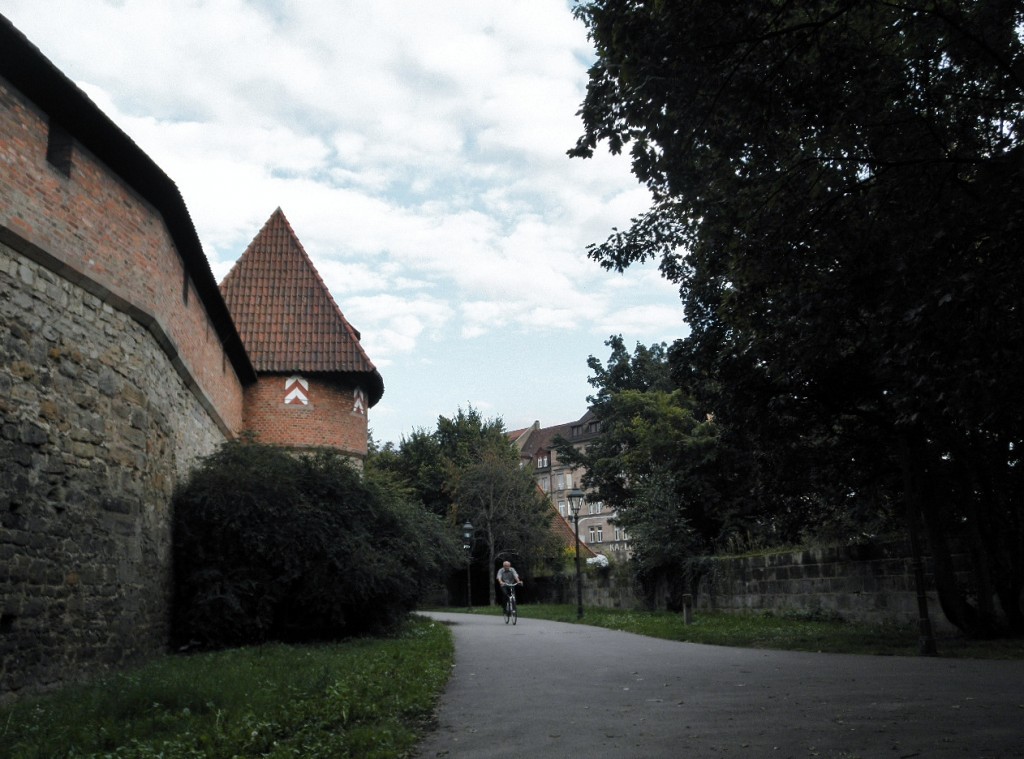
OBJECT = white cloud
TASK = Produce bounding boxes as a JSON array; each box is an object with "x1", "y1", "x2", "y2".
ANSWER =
[{"x1": 1, "y1": 0, "x2": 688, "y2": 443}]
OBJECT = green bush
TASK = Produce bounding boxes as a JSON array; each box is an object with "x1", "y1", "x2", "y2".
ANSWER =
[{"x1": 172, "y1": 442, "x2": 457, "y2": 648}]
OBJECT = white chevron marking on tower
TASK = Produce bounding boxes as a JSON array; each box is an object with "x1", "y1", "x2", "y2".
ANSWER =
[{"x1": 284, "y1": 375, "x2": 309, "y2": 405}]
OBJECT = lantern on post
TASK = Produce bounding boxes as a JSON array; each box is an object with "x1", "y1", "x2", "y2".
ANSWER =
[
  {"x1": 568, "y1": 488, "x2": 586, "y2": 619},
  {"x1": 462, "y1": 521, "x2": 474, "y2": 609}
]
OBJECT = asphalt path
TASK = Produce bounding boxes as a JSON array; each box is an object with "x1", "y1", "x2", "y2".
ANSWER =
[{"x1": 413, "y1": 611, "x2": 1024, "y2": 759}]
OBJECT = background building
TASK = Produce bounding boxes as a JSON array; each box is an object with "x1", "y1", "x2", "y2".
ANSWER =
[{"x1": 510, "y1": 410, "x2": 631, "y2": 558}]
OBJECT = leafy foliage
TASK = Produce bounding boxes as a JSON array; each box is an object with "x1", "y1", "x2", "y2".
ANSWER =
[
  {"x1": 369, "y1": 406, "x2": 511, "y2": 519},
  {"x1": 172, "y1": 442, "x2": 458, "y2": 648},
  {"x1": 572, "y1": 1, "x2": 1024, "y2": 635},
  {"x1": 369, "y1": 405, "x2": 559, "y2": 603},
  {"x1": 558, "y1": 337, "x2": 751, "y2": 595},
  {"x1": 455, "y1": 444, "x2": 558, "y2": 604}
]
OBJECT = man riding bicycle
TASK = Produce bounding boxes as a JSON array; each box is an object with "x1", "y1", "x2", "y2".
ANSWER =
[{"x1": 496, "y1": 561, "x2": 522, "y2": 607}]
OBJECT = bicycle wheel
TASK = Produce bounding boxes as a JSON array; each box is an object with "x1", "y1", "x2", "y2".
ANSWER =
[
  {"x1": 503, "y1": 599, "x2": 511, "y2": 624},
  {"x1": 511, "y1": 597, "x2": 517, "y2": 625}
]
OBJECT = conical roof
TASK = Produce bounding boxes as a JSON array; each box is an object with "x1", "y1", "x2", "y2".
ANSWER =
[{"x1": 220, "y1": 208, "x2": 383, "y2": 405}]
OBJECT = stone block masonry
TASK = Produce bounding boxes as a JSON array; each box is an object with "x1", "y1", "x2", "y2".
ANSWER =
[
  {"x1": 0, "y1": 243, "x2": 225, "y2": 701},
  {"x1": 694, "y1": 542, "x2": 959, "y2": 632},
  {"x1": 0, "y1": 62, "x2": 251, "y2": 701}
]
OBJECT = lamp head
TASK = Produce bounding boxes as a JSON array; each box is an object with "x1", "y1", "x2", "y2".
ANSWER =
[{"x1": 568, "y1": 488, "x2": 585, "y2": 515}]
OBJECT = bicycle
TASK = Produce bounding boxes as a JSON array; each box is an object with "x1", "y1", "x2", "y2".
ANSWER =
[{"x1": 501, "y1": 583, "x2": 518, "y2": 625}]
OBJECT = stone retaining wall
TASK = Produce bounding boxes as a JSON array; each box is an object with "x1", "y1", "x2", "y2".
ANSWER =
[
  {"x1": 0, "y1": 244, "x2": 225, "y2": 700},
  {"x1": 694, "y1": 542, "x2": 957, "y2": 631},
  {"x1": 536, "y1": 542, "x2": 963, "y2": 633}
]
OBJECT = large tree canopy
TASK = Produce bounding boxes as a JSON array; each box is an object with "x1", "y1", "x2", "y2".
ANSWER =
[{"x1": 572, "y1": 1, "x2": 1024, "y2": 635}]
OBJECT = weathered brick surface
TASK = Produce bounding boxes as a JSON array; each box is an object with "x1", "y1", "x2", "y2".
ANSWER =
[
  {"x1": 244, "y1": 375, "x2": 369, "y2": 458},
  {"x1": 0, "y1": 77, "x2": 245, "y2": 433}
]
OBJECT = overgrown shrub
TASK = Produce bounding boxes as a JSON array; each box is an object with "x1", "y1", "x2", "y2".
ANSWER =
[{"x1": 172, "y1": 441, "x2": 458, "y2": 649}]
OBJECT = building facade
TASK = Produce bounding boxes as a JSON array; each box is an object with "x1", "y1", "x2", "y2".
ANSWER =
[{"x1": 511, "y1": 410, "x2": 631, "y2": 559}]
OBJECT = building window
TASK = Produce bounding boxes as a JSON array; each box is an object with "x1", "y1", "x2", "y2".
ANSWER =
[
  {"x1": 46, "y1": 120, "x2": 73, "y2": 177},
  {"x1": 536, "y1": 453, "x2": 550, "y2": 468},
  {"x1": 588, "y1": 526, "x2": 596, "y2": 543},
  {"x1": 596, "y1": 526, "x2": 603, "y2": 542},
  {"x1": 572, "y1": 425, "x2": 582, "y2": 438},
  {"x1": 589, "y1": 500, "x2": 602, "y2": 515},
  {"x1": 587, "y1": 421, "x2": 601, "y2": 433},
  {"x1": 614, "y1": 526, "x2": 622, "y2": 541},
  {"x1": 558, "y1": 500, "x2": 566, "y2": 517},
  {"x1": 540, "y1": 476, "x2": 549, "y2": 493},
  {"x1": 556, "y1": 473, "x2": 565, "y2": 491}
]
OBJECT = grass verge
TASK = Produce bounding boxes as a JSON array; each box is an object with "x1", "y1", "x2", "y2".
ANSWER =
[
  {"x1": 0, "y1": 616, "x2": 452, "y2": 759},
  {"x1": 440, "y1": 603, "x2": 1024, "y2": 659}
]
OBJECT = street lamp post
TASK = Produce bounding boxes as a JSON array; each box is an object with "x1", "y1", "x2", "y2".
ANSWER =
[
  {"x1": 568, "y1": 488, "x2": 585, "y2": 619},
  {"x1": 462, "y1": 521, "x2": 474, "y2": 609}
]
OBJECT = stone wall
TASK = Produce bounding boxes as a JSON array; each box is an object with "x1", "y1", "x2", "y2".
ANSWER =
[
  {"x1": 0, "y1": 243, "x2": 227, "y2": 700},
  {"x1": 693, "y1": 542, "x2": 957, "y2": 631},
  {"x1": 533, "y1": 566, "x2": 642, "y2": 610},
  {"x1": 0, "y1": 62, "x2": 253, "y2": 701},
  {"x1": 0, "y1": 77, "x2": 246, "y2": 435},
  {"x1": 535, "y1": 543, "x2": 962, "y2": 632}
]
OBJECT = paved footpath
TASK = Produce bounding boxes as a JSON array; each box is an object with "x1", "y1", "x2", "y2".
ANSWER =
[{"x1": 413, "y1": 611, "x2": 1024, "y2": 759}]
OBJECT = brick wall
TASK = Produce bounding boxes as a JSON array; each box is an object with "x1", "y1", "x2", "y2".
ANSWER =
[
  {"x1": 243, "y1": 375, "x2": 368, "y2": 458},
  {"x1": 0, "y1": 75, "x2": 247, "y2": 701},
  {"x1": 0, "y1": 78, "x2": 245, "y2": 433}
]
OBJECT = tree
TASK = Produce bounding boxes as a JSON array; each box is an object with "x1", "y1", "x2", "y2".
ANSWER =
[
  {"x1": 557, "y1": 338, "x2": 760, "y2": 599},
  {"x1": 369, "y1": 405, "x2": 559, "y2": 604},
  {"x1": 369, "y1": 407, "x2": 511, "y2": 519},
  {"x1": 571, "y1": 1, "x2": 1024, "y2": 635},
  {"x1": 455, "y1": 444, "x2": 557, "y2": 606}
]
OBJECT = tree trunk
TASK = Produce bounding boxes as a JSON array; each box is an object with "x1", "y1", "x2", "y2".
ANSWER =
[
  {"x1": 898, "y1": 432, "x2": 938, "y2": 655},
  {"x1": 487, "y1": 524, "x2": 496, "y2": 607}
]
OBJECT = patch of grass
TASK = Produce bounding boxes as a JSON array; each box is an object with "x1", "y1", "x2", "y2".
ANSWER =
[
  {"x1": 0, "y1": 616, "x2": 453, "y2": 758},
  {"x1": 439, "y1": 603, "x2": 1024, "y2": 658}
]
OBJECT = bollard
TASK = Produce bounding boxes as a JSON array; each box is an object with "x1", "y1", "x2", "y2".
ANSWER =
[{"x1": 682, "y1": 593, "x2": 693, "y2": 625}]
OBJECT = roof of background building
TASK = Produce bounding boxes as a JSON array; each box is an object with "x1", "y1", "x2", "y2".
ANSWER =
[
  {"x1": 219, "y1": 208, "x2": 384, "y2": 406},
  {"x1": 549, "y1": 504, "x2": 599, "y2": 558},
  {"x1": 518, "y1": 409, "x2": 602, "y2": 460}
]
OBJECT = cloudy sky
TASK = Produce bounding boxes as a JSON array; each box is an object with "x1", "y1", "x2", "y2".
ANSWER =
[{"x1": 2, "y1": 1, "x2": 687, "y2": 445}]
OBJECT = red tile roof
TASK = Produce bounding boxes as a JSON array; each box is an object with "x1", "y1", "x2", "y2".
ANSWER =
[{"x1": 220, "y1": 208, "x2": 384, "y2": 405}]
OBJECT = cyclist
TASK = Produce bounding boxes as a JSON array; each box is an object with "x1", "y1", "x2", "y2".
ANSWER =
[{"x1": 496, "y1": 561, "x2": 522, "y2": 609}]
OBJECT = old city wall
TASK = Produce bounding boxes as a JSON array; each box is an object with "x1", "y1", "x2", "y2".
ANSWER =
[
  {"x1": 540, "y1": 542, "x2": 956, "y2": 632},
  {"x1": 1, "y1": 77, "x2": 245, "y2": 700},
  {"x1": 692, "y1": 542, "x2": 958, "y2": 632}
]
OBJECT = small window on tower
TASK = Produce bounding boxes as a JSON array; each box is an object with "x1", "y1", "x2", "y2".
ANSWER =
[{"x1": 47, "y1": 120, "x2": 73, "y2": 177}]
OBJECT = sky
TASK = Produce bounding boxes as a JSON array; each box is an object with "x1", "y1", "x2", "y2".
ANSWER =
[{"x1": 2, "y1": 1, "x2": 688, "y2": 445}]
